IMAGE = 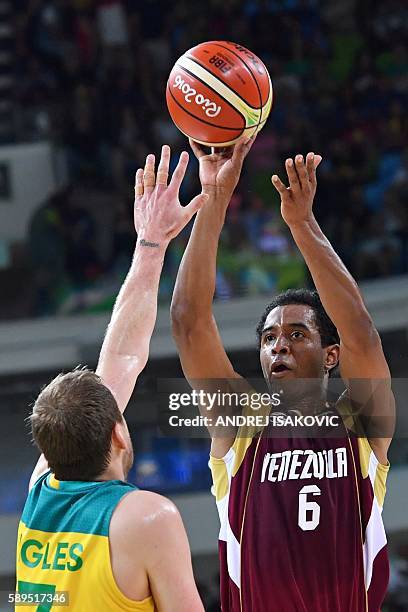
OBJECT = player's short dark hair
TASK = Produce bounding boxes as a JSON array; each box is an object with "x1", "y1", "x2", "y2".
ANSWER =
[
  {"x1": 30, "y1": 367, "x2": 122, "y2": 481},
  {"x1": 256, "y1": 288, "x2": 340, "y2": 349}
]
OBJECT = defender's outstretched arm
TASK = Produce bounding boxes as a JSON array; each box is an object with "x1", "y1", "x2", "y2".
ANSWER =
[{"x1": 97, "y1": 146, "x2": 207, "y2": 414}]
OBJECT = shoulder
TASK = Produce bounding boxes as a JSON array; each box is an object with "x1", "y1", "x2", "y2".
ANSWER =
[
  {"x1": 108, "y1": 491, "x2": 183, "y2": 584},
  {"x1": 111, "y1": 490, "x2": 182, "y2": 541},
  {"x1": 115, "y1": 489, "x2": 178, "y2": 517}
]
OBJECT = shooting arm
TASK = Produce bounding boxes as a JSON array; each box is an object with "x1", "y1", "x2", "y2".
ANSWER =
[
  {"x1": 171, "y1": 140, "x2": 255, "y2": 455},
  {"x1": 171, "y1": 190, "x2": 236, "y2": 380},
  {"x1": 171, "y1": 138, "x2": 254, "y2": 381}
]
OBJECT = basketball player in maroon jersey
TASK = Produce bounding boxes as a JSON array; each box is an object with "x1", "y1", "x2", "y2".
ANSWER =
[{"x1": 171, "y1": 138, "x2": 395, "y2": 611}]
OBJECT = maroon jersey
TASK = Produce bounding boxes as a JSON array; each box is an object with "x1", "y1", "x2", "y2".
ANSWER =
[{"x1": 209, "y1": 404, "x2": 389, "y2": 611}]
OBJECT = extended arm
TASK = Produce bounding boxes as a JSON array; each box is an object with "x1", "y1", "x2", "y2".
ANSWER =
[
  {"x1": 171, "y1": 139, "x2": 255, "y2": 455},
  {"x1": 272, "y1": 154, "x2": 395, "y2": 462},
  {"x1": 96, "y1": 238, "x2": 166, "y2": 413},
  {"x1": 97, "y1": 146, "x2": 206, "y2": 413},
  {"x1": 171, "y1": 139, "x2": 255, "y2": 378}
]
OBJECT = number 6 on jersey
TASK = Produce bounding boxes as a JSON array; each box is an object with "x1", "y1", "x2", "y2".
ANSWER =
[{"x1": 298, "y1": 485, "x2": 321, "y2": 531}]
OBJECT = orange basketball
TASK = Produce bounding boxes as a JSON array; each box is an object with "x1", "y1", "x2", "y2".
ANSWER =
[{"x1": 166, "y1": 41, "x2": 273, "y2": 147}]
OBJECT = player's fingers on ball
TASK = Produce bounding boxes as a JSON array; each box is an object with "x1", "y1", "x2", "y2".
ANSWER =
[
  {"x1": 134, "y1": 168, "x2": 144, "y2": 198},
  {"x1": 189, "y1": 138, "x2": 204, "y2": 160},
  {"x1": 143, "y1": 153, "x2": 156, "y2": 193},
  {"x1": 285, "y1": 158, "x2": 301, "y2": 192},
  {"x1": 157, "y1": 144, "x2": 170, "y2": 187},
  {"x1": 271, "y1": 174, "x2": 287, "y2": 195},
  {"x1": 233, "y1": 135, "x2": 253, "y2": 164},
  {"x1": 244, "y1": 132, "x2": 257, "y2": 153},
  {"x1": 169, "y1": 151, "x2": 189, "y2": 192},
  {"x1": 295, "y1": 154, "x2": 308, "y2": 190},
  {"x1": 231, "y1": 143, "x2": 243, "y2": 166}
]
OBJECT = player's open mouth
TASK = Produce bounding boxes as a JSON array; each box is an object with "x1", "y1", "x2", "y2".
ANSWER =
[{"x1": 270, "y1": 363, "x2": 292, "y2": 378}]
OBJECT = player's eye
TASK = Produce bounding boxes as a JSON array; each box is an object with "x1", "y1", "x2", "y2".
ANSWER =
[
  {"x1": 264, "y1": 334, "x2": 275, "y2": 343},
  {"x1": 291, "y1": 331, "x2": 304, "y2": 339}
]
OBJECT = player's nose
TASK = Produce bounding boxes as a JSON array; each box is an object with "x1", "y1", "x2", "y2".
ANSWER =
[{"x1": 271, "y1": 335, "x2": 290, "y2": 355}]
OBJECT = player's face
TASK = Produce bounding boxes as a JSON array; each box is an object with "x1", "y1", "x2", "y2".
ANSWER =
[{"x1": 259, "y1": 304, "x2": 327, "y2": 387}]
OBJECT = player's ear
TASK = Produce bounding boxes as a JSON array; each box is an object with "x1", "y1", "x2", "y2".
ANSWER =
[
  {"x1": 111, "y1": 420, "x2": 128, "y2": 450},
  {"x1": 324, "y1": 344, "x2": 340, "y2": 373}
]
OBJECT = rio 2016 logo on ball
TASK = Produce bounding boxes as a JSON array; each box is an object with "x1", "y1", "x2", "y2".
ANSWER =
[{"x1": 166, "y1": 41, "x2": 273, "y2": 147}]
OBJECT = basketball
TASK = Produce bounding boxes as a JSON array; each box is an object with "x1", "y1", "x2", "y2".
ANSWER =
[{"x1": 166, "y1": 41, "x2": 273, "y2": 147}]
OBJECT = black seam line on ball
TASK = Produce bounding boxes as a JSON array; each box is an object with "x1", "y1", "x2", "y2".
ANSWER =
[
  {"x1": 185, "y1": 54, "x2": 262, "y2": 111},
  {"x1": 213, "y1": 42, "x2": 265, "y2": 127}
]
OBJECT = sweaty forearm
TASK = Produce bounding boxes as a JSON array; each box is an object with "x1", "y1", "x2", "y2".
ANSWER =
[
  {"x1": 172, "y1": 195, "x2": 228, "y2": 320},
  {"x1": 99, "y1": 239, "x2": 167, "y2": 366},
  {"x1": 290, "y1": 216, "x2": 375, "y2": 343}
]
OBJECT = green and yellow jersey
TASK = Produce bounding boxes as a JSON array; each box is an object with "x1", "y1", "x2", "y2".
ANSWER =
[{"x1": 16, "y1": 472, "x2": 155, "y2": 611}]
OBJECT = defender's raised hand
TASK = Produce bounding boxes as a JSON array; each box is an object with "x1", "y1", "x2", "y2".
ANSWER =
[
  {"x1": 134, "y1": 145, "x2": 208, "y2": 244},
  {"x1": 271, "y1": 153, "x2": 322, "y2": 227},
  {"x1": 95, "y1": 145, "x2": 207, "y2": 416},
  {"x1": 189, "y1": 136, "x2": 256, "y2": 204}
]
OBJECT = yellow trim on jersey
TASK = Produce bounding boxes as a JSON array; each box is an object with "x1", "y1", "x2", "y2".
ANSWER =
[
  {"x1": 358, "y1": 436, "x2": 372, "y2": 480},
  {"x1": 49, "y1": 474, "x2": 60, "y2": 489},
  {"x1": 357, "y1": 437, "x2": 390, "y2": 507},
  {"x1": 232, "y1": 390, "x2": 271, "y2": 476},
  {"x1": 16, "y1": 522, "x2": 154, "y2": 612},
  {"x1": 338, "y1": 392, "x2": 390, "y2": 508},
  {"x1": 209, "y1": 390, "x2": 271, "y2": 494},
  {"x1": 374, "y1": 461, "x2": 389, "y2": 508},
  {"x1": 210, "y1": 458, "x2": 230, "y2": 502},
  {"x1": 232, "y1": 436, "x2": 254, "y2": 477}
]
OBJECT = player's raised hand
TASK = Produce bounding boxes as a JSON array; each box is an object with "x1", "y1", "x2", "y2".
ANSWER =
[
  {"x1": 134, "y1": 145, "x2": 208, "y2": 244},
  {"x1": 189, "y1": 135, "x2": 256, "y2": 203},
  {"x1": 271, "y1": 153, "x2": 322, "y2": 227}
]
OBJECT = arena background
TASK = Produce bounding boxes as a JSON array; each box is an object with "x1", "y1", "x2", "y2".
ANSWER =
[{"x1": 0, "y1": 0, "x2": 407, "y2": 610}]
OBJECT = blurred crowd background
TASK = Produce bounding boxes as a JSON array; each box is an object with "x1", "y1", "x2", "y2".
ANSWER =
[{"x1": 0, "y1": 0, "x2": 404, "y2": 317}]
